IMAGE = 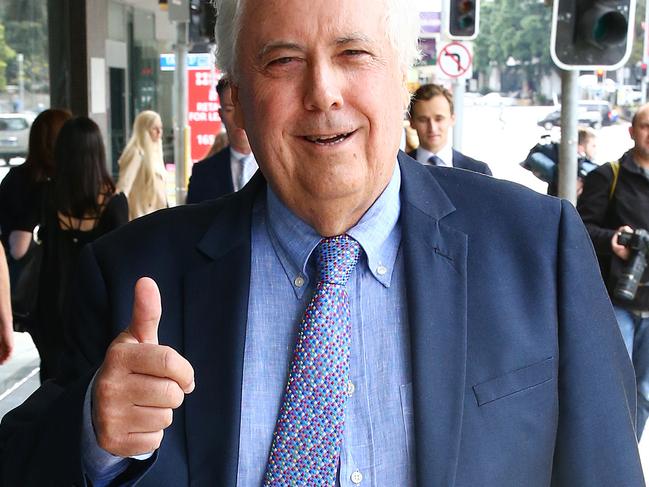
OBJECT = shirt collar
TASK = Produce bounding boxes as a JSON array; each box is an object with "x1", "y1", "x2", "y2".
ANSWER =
[
  {"x1": 266, "y1": 162, "x2": 402, "y2": 298},
  {"x1": 230, "y1": 147, "x2": 251, "y2": 161},
  {"x1": 416, "y1": 144, "x2": 453, "y2": 167}
]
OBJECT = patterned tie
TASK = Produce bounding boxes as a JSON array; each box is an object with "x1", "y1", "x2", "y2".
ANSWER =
[
  {"x1": 265, "y1": 235, "x2": 361, "y2": 486},
  {"x1": 428, "y1": 154, "x2": 443, "y2": 166}
]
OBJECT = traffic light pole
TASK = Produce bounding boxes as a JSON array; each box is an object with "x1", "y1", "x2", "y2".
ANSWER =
[
  {"x1": 452, "y1": 78, "x2": 465, "y2": 151},
  {"x1": 174, "y1": 21, "x2": 190, "y2": 205},
  {"x1": 558, "y1": 69, "x2": 578, "y2": 204},
  {"x1": 642, "y1": 3, "x2": 649, "y2": 105}
]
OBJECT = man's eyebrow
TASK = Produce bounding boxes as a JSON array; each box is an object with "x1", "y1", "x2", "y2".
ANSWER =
[
  {"x1": 335, "y1": 33, "x2": 372, "y2": 46},
  {"x1": 257, "y1": 42, "x2": 304, "y2": 60}
]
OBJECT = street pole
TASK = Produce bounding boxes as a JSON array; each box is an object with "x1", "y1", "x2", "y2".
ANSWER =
[
  {"x1": 642, "y1": 0, "x2": 649, "y2": 105},
  {"x1": 174, "y1": 21, "x2": 189, "y2": 206},
  {"x1": 17, "y1": 53, "x2": 24, "y2": 112},
  {"x1": 452, "y1": 78, "x2": 465, "y2": 151},
  {"x1": 558, "y1": 69, "x2": 578, "y2": 204}
]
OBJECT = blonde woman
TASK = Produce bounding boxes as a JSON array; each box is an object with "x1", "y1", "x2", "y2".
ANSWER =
[{"x1": 116, "y1": 110, "x2": 167, "y2": 220}]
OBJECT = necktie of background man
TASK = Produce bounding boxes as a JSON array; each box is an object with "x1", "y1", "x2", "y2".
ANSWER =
[
  {"x1": 428, "y1": 154, "x2": 443, "y2": 166},
  {"x1": 264, "y1": 235, "x2": 361, "y2": 486},
  {"x1": 238, "y1": 155, "x2": 249, "y2": 191}
]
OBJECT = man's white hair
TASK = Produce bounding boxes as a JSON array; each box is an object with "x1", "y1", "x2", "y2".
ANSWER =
[{"x1": 212, "y1": 0, "x2": 420, "y2": 80}]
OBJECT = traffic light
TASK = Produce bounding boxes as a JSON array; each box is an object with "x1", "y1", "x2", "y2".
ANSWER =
[
  {"x1": 596, "y1": 68, "x2": 605, "y2": 82},
  {"x1": 643, "y1": 63, "x2": 648, "y2": 77},
  {"x1": 551, "y1": 0, "x2": 636, "y2": 70},
  {"x1": 444, "y1": 0, "x2": 480, "y2": 40},
  {"x1": 189, "y1": 0, "x2": 216, "y2": 43}
]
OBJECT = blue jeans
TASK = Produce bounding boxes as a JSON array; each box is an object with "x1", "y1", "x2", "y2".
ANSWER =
[{"x1": 613, "y1": 306, "x2": 649, "y2": 440}]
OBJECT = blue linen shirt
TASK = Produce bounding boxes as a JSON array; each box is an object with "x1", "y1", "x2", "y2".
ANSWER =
[
  {"x1": 237, "y1": 164, "x2": 414, "y2": 486},
  {"x1": 82, "y1": 163, "x2": 414, "y2": 486}
]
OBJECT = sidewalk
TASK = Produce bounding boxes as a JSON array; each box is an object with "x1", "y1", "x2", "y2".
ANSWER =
[{"x1": 0, "y1": 332, "x2": 39, "y2": 418}]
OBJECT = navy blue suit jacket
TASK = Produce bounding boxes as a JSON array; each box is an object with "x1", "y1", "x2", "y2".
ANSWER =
[
  {"x1": 186, "y1": 147, "x2": 235, "y2": 204},
  {"x1": 0, "y1": 153, "x2": 643, "y2": 486},
  {"x1": 408, "y1": 148, "x2": 492, "y2": 176}
]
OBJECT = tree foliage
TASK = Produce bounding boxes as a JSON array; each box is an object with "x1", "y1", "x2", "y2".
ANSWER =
[
  {"x1": 0, "y1": 23, "x2": 16, "y2": 92},
  {"x1": 0, "y1": 0, "x2": 48, "y2": 92},
  {"x1": 474, "y1": 0, "x2": 554, "y2": 92}
]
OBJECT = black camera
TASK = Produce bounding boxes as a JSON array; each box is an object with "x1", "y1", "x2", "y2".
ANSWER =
[{"x1": 614, "y1": 229, "x2": 649, "y2": 301}]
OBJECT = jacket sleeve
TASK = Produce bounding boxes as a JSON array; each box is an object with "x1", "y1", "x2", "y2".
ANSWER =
[
  {"x1": 115, "y1": 151, "x2": 142, "y2": 198},
  {"x1": 576, "y1": 164, "x2": 617, "y2": 256},
  {"x1": 551, "y1": 199, "x2": 644, "y2": 485}
]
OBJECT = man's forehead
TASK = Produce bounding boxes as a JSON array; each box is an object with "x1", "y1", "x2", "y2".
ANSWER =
[
  {"x1": 240, "y1": 0, "x2": 387, "y2": 39},
  {"x1": 414, "y1": 96, "x2": 451, "y2": 114}
]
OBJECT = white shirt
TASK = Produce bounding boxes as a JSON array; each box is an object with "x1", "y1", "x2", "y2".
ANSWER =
[
  {"x1": 415, "y1": 144, "x2": 454, "y2": 168},
  {"x1": 230, "y1": 147, "x2": 258, "y2": 191}
]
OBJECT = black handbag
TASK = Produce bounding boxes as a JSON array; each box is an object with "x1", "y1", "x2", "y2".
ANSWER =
[{"x1": 11, "y1": 237, "x2": 42, "y2": 333}]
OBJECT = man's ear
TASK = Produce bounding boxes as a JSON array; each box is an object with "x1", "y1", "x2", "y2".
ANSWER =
[{"x1": 231, "y1": 83, "x2": 246, "y2": 129}]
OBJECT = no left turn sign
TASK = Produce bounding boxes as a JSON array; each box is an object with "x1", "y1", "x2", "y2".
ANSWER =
[{"x1": 437, "y1": 41, "x2": 473, "y2": 79}]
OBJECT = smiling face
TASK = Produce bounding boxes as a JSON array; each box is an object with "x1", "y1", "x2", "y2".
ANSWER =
[
  {"x1": 409, "y1": 95, "x2": 455, "y2": 154},
  {"x1": 231, "y1": 0, "x2": 408, "y2": 236}
]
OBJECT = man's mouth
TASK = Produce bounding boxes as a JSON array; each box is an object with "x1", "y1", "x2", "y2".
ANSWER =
[{"x1": 303, "y1": 130, "x2": 356, "y2": 145}]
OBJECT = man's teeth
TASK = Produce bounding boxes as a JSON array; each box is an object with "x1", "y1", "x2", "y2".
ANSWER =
[{"x1": 305, "y1": 132, "x2": 351, "y2": 144}]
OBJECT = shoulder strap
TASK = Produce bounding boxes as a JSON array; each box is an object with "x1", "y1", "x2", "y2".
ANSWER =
[{"x1": 609, "y1": 160, "x2": 620, "y2": 201}]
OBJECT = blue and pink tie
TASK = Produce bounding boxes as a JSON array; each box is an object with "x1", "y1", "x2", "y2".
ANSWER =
[{"x1": 264, "y1": 235, "x2": 361, "y2": 486}]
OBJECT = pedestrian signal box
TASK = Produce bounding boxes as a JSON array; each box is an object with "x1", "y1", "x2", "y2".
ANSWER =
[
  {"x1": 551, "y1": 0, "x2": 636, "y2": 70},
  {"x1": 444, "y1": 0, "x2": 480, "y2": 40}
]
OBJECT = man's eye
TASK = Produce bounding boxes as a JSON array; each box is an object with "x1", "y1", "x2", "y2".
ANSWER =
[
  {"x1": 268, "y1": 57, "x2": 296, "y2": 67},
  {"x1": 343, "y1": 49, "x2": 368, "y2": 57}
]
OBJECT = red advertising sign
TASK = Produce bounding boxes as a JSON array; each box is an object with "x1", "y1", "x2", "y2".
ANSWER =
[{"x1": 187, "y1": 68, "x2": 222, "y2": 162}]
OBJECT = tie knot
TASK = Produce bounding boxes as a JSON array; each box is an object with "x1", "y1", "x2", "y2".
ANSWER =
[
  {"x1": 315, "y1": 235, "x2": 361, "y2": 285},
  {"x1": 428, "y1": 154, "x2": 443, "y2": 166}
]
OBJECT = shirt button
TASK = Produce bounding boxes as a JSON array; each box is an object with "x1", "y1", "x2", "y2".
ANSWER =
[
  {"x1": 351, "y1": 470, "x2": 363, "y2": 484},
  {"x1": 294, "y1": 275, "x2": 305, "y2": 287},
  {"x1": 376, "y1": 265, "x2": 387, "y2": 276},
  {"x1": 347, "y1": 380, "x2": 355, "y2": 397}
]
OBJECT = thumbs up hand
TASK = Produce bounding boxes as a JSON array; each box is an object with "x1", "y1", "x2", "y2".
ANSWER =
[{"x1": 92, "y1": 277, "x2": 195, "y2": 457}]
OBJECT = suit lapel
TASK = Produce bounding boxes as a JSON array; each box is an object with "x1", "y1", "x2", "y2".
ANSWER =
[
  {"x1": 183, "y1": 176, "x2": 262, "y2": 486},
  {"x1": 399, "y1": 154, "x2": 468, "y2": 487},
  {"x1": 217, "y1": 147, "x2": 235, "y2": 194}
]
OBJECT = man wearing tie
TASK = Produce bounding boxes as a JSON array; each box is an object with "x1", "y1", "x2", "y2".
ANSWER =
[
  {"x1": 186, "y1": 77, "x2": 257, "y2": 204},
  {"x1": 0, "y1": 0, "x2": 643, "y2": 485},
  {"x1": 408, "y1": 83, "x2": 492, "y2": 176}
]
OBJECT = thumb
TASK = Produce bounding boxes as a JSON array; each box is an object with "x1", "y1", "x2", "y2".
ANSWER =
[{"x1": 128, "y1": 277, "x2": 162, "y2": 344}]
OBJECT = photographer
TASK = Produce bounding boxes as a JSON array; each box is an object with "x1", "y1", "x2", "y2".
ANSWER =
[{"x1": 577, "y1": 104, "x2": 649, "y2": 440}]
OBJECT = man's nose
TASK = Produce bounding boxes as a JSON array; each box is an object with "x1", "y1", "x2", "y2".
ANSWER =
[{"x1": 303, "y1": 60, "x2": 344, "y2": 112}]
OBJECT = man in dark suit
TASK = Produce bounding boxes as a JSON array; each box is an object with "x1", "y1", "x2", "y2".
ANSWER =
[
  {"x1": 0, "y1": 0, "x2": 643, "y2": 485},
  {"x1": 185, "y1": 78, "x2": 257, "y2": 204},
  {"x1": 408, "y1": 83, "x2": 492, "y2": 176}
]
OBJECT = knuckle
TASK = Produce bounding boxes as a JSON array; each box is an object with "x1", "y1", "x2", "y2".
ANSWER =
[
  {"x1": 160, "y1": 345, "x2": 175, "y2": 371},
  {"x1": 162, "y1": 380, "x2": 183, "y2": 408}
]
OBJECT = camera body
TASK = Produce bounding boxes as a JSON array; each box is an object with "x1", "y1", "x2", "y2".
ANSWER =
[{"x1": 615, "y1": 228, "x2": 649, "y2": 301}]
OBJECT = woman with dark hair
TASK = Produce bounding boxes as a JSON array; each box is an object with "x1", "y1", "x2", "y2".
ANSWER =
[
  {"x1": 37, "y1": 116, "x2": 128, "y2": 380},
  {"x1": 0, "y1": 108, "x2": 72, "y2": 262}
]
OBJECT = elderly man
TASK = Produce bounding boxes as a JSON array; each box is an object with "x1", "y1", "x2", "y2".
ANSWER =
[{"x1": 0, "y1": 0, "x2": 643, "y2": 486}]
